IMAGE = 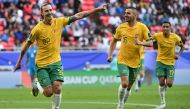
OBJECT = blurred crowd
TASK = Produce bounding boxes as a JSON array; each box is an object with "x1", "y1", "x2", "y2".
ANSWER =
[{"x1": 0, "y1": 0, "x2": 189, "y2": 51}]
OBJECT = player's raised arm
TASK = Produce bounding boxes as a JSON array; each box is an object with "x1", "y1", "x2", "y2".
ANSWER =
[
  {"x1": 14, "y1": 36, "x2": 33, "y2": 71},
  {"x1": 69, "y1": 4, "x2": 108, "y2": 23}
]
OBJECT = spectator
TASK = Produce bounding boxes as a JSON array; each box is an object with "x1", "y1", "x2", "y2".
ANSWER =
[{"x1": 0, "y1": 0, "x2": 189, "y2": 51}]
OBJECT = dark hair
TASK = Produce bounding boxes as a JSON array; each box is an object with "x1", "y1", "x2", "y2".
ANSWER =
[
  {"x1": 40, "y1": 2, "x2": 52, "y2": 20},
  {"x1": 162, "y1": 21, "x2": 171, "y2": 26}
]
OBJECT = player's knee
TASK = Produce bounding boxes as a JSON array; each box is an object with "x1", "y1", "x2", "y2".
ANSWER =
[
  {"x1": 121, "y1": 83, "x2": 128, "y2": 88},
  {"x1": 159, "y1": 79, "x2": 165, "y2": 86},
  {"x1": 159, "y1": 82, "x2": 165, "y2": 86},
  {"x1": 53, "y1": 81, "x2": 62, "y2": 94},
  {"x1": 167, "y1": 83, "x2": 173, "y2": 88},
  {"x1": 43, "y1": 90, "x2": 53, "y2": 97},
  {"x1": 43, "y1": 86, "x2": 53, "y2": 97}
]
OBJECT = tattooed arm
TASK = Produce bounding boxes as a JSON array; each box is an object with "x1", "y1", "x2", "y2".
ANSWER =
[
  {"x1": 69, "y1": 4, "x2": 108, "y2": 23},
  {"x1": 14, "y1": 35, "x2": 33, "y2": 71}
]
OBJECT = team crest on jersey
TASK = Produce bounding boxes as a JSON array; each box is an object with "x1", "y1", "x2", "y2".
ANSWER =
[{"x1": 42, "y1": 37, "x2": 50, "y2": 45}]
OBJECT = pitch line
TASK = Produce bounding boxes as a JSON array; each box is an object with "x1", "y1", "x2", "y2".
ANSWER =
[
  {"x1": 64, "y1": 101, "x2": 158, "y2": 107},
  {"x1": 0, "y1": 100, "x2": 159, "y2": 108}
]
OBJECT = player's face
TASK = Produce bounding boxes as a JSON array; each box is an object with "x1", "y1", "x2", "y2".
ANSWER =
[
  {"x1": 162, "y1": 23, "x2": 171, "y2": 34},
  {"x1": 124, "y1": 9, "x2": 136, "y2": 22},
  {"x1": 41, "y1": 5, "x2": 53, "y2": 20}
]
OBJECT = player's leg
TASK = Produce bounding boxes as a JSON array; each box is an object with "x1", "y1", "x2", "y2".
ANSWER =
[
  {"x1": 49, "y1": 61, "x2": 64, "y2": 109},
  {"x1": 158, "y1": 77, "x2": 166, "y2": 108},
  {"x1": 36, "y1": 66, "x2": 53, "y2": 97},
  {"x1": 166, "y1": 65, "x2": 175, "y2": 88},
  {"x1": 124, "y1": 67, "x2": 139, "y2": 104},
  {"x1": 135, "y1": 59, "x2": 144, "y2": 93},
  {"x1": 28, "y1": 68, "x2": 35, "y2": 88},
  {"x1": 30, "y1": 67, "x2": 43, "y2": 96},
  {"x1": 32, "y1": 80, "x2": 44, "y2": 96},
  {"x1": 134, "y1": 74, "x2": 140, "y2": 93},
  {"x1": 117, "y1": 64, "x2": 130, "y2": 109},
  {"x1": 29, "y1": 67, "x2": 39, "y2": 96},
  {"x1": 139, "y1": 59, "x2": 145, "y2": 87},
  {"x1": 117, "y1": 76, "x2": 128, "y2": 109},
  {"x1": 156, "y1": 62, "x2": 167, "y2": 108},
  {"x1": 34, "y1": 77, "x2": 44, "y2": 94},
  {"x1": 139, "y1": 65, "x2": 145, "y2": 86},
  {"x1": 52, "y1": 81, "x2": 62, "y2": 109}
]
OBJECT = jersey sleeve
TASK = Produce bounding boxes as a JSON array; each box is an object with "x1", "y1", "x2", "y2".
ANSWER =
[
  {"x1": 58, "y1": 17, "x2": 70, "y2": 27},
  {"x1": 114, "y1": 26, "x2": 122, "y2": 40},
  {"x1": 152, "y1": 33, "x2": 157, "y2": 41},
  {"x1": 27, "y1": 26, "x2": 39, "y2": 44},
  {"x1": 142, "y1": 24, "x2": 150, "y2": 41},
  {"x1": 175, "y1": 35, "x2": 182, "y2": 46}
]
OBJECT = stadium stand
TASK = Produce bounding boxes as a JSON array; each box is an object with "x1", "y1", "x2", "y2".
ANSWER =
[{"x1": 0, "y1": 0, "x2": 189, "y2": 51}]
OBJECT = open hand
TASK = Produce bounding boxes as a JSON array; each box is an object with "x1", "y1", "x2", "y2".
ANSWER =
[
  {"x1": 97, "y1": 3, "x2": 109, "y2": 11},
  {"x1": 174, "y1": 54, "x2": 179, "y2": 60},
  {"x1": 14, "y1": 63, "x2": 21, "y2": 72},
  {"x1": 107, "y1": 56, "x2": 113, "y2": 63},
  {"x1": 134, "y1": 36, "x2": 142, "y2": 45}
]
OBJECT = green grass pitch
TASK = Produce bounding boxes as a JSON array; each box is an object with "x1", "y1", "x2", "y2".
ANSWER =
[{"x1": 0, "y1": 84, "x2": 189, "y2": 109}]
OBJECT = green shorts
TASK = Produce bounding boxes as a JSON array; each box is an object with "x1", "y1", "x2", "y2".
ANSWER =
[
  {"x1": 156, "y1": 61, "x2": 175, "y2": 80},
  {"x1": 36, "y1": 61, "x2": 64, "y2": 87},
  {"x1": 140, "y1": 59, "x2": 145, "y2": 71},
  {"x1": 117, "y1": 63, "x2": 139, "y2": 83}
]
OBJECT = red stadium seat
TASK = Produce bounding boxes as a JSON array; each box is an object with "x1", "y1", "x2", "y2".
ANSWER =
[
  {"x1": 100, "y1": 16, "x2": 110, "y2": 26},
  {"x1": 0, "y1": 21, "x2": 4, "y2": 26},
  {"x1": 155, "y1": 26, "x2": 162, "y2": 32},
  {"x1": 180, "y1": 26, "x2": 187, "y2": 36},
  {"x1": 81, "y1": 0, "x2": 95, "y2": 11},
  {"x1": 24, "y1": 15, "x2": 31, "y2": 20},
  {"x1": 63, "y1": 41, "x2": 70, "y2": 47},
  {"x1": 123, "y1": 0, "x2": 128, "y2": 4},
  {"x1": 1, "y1": 42, "x2": 7, "y2": 48},
  {"x1": 82, "y1": 0, "x2": 94, "y2": 5},
  {"x1": 150, "y1": 26, "x2": 155, "y2": 33},
  {"x1": 33, "y1": 16, "x2": 39, "y2": 21},
  {"x1": 0, "y1": 30, "x2": 3, "y2": 35},
  {"x1": 9, "y1": 37, "x2": 15, "y2": 43},
  {"x1": 0, "y1": 26, "x2": 4, "y2": 31},
  {"x1": 70, "y1": 41, "x2": 77, "y2": 46},
  {"x1": 69, "y1": 36, "x2": 75, "y2": 41}
]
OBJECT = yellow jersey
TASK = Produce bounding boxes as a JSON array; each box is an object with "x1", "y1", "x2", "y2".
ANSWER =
[
  {"x1": 152, "y1": 32, "x2": 182, "y2": 65},
  {"x1": 27, "y1": 17, "x2": 69, "y2": 67},
  {"x1": 114, "y1": 22, "x2": 150, "y2": 68},
  {"x1": 140, "y1": 46, "x2": 145, "y2": 59}
]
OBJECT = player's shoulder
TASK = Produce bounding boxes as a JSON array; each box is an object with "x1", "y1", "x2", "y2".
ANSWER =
[
  {"x1": 152, "y1": 32, "x2": 162, "y2": 39},
  {"x1": 116, "y1": 22, "x2": 127, "y2": 29},
  {"x1": 56, "y1": 17, "x2": 69, "y2": 21},
  {"x1": 137, "y1": 21, "x2": 145, "y2": 26},
  {"x1": 170, "y1": 32, "x2": 179, "y2": 37},
  {"x1": 136, "y1": 21, "x2": 147, "y2": 27},
  {"x1": 32, "y1": 22, "x2": 43, "y2": 30},
  {"x1": 170, "y1": 32, "x2": 181, "y2": 39}
]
